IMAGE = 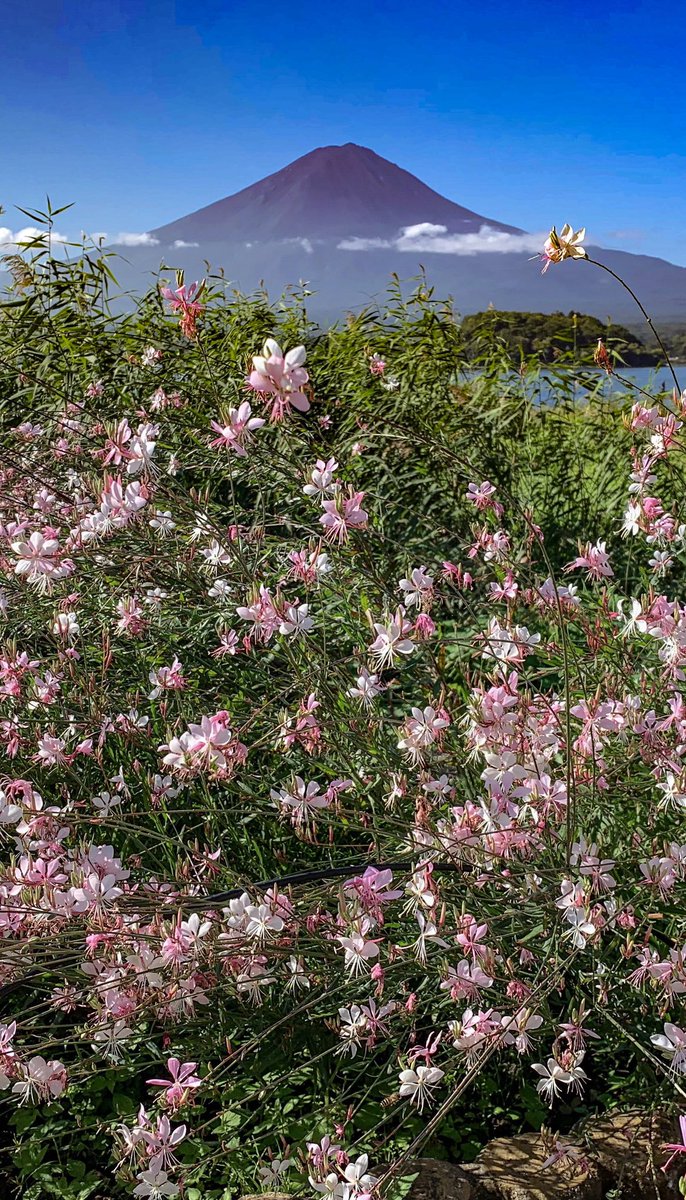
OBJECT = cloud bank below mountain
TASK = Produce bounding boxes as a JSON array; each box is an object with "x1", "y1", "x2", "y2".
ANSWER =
[{"x1": 338, "y1": 223, "x2": 545, "y2": 255}]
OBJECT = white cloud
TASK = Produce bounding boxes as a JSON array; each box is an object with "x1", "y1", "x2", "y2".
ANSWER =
[
  {"x1": 401, "y1": 222, "x2": 449, "y2": 239},
  {"x1": 338, "y1": 223, "x2": 545, "y2": 256},
  {"x1": 110, "y1": 232, "x2": 160, "y2": 247},
  {"x1": 338, "y1": 235, "x2": 389, "y2": 251},
  {"x1": 0, "y1": 226, "x2": 68, "y2": 248},
  {"x1": 173, "y1": 239, "x2": 199, "y2": 248},
  {"x1": 284, "y1": 237, "x2": 314, "y2": 254}
]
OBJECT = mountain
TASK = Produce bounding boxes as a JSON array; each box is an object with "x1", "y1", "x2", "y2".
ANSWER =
[
  {"x1": 150, "y1": 143, "x2": 522, "y2": 244},
  {"x1": 138, "y1": 145, "x2": 686, "y2": 324},
  {"x1": 7, "y1": 144, "x2": 685, "y2": 326}
]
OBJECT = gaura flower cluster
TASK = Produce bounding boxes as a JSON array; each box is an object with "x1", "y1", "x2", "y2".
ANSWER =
[{"x1": 1, "y1": 269, "x2": 686, "y2": 1197}]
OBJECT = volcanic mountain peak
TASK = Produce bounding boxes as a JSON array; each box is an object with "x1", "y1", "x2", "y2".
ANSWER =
[{"x1": 150, "y1": 142, "x2": 522, "y2": 244}]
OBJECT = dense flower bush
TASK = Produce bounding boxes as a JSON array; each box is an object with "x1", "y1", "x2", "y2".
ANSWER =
[{"x1": 1, "y1": 225, "x2": 686, "y2": 1198}]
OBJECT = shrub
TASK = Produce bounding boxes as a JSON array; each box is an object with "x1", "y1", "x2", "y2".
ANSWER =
[{"x1": 1, "y1": 224, "x2": 686, "y2": 1199}]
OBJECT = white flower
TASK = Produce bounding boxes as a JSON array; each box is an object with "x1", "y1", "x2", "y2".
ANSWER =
[
  {"x1": 398, "y1": 1065, "x2": 444, "y2": 1111},
  {"x1": 271, "y1": 777, "x2": 331, "y2": 828},
  {"x1": 11, "y1": 1056, "x2": 67, "y2": 1104},
  {"x1": 245, "y1": 904, "x2": 284, "y2": 941},
  {"x1": 622, "y1": 502, "x2": 642, "y2": 537},
  {"x1": 92, "y1": 791, "x2": 123, "y2": 815},
  {"x1": 500, "y1": 1010, "x2": 544, "y2": 1054},
  {"x1": 149, "y1": 511, "x2": 176, "y2": 536},
  {"x1": 399, "y1": 565, "x2": 434, "y2": 608},
  {"x1": 618, "y1": 598, "x2": 647, "y2": 636},
  {"x1": 347, "y1": 667, "x2": 383, "y2": 706},
  {"x1": 651, "y1": 1022, "x2": 686, "y2": 1073},
  {"x1": 532, "y1": 1053, "x2": 587, "y2": 1103},
  {"x1": 337, "y1": 1005, "x2": 368, "y2": 1057},
  {"x1": 258, "y1": 1157, "x2": 294, "y2": 1185},
  {"x1": 656, "y1": 773, "x2": 686, "y2": 810},
  {"x1": 284, "y1": 956, "x2": 310, "y2": 992},
  {"x1": 336, "y1": 925, "x2": 379, "y2": 975},
  {"x1": 91, "y1": 1018, "x2": 133, "y2": 1061},
  {"x1": 368, "y1": 606, "x2": 414, "y2": 668},
  {"x1": 0, "y1": 789, "x2": 22, "y2": 825},
  {"x1": 279, "y1": 603, "x2": 313, "y2": 636},
  {"x1": 397, "y1": 705, "x2": 449, "y2": 763},
  {"x1": 303, "y1": 457, "x2": 338, "y2": 497},
  {"x1": 405, "y1": 869, "x2": 435, "y2": 909},
  {"x1": 481, "y1": 618, "x2": 540, "y2": 664},
  {"x1": 207, "y1": 578, "x2": 233, "y2": 600},
  {"x1": 542, "y1": 224, "x2": 587, "y2": 268},
  {"x1": 532, "y1": 1057, "x2": 573, "y2": 1103},
  {"x1": 343, "y1": 1154, "x2": 377, "y2": 1193},
  {"x1": 133, "y1": 1168, "x2": 179, "y2": 1198},
  {"x1": 201, "y1": 540, "x2": 231, "y2": 572},
  {"x1": 411, "y1": 911, "x2": 449, "y2": 963},
  {"x1": 52, "y1": 610, "x2": 79, "y2": 639},
  {"x1": 127, "y1": 423, "x2": 157, "y2": 475},
  {"x1": 649, "y1": 549, "x2": 673, "y2": 574},
  {"x1": 309, "y1": 1172, "x2": 344, "y2": 1198}
]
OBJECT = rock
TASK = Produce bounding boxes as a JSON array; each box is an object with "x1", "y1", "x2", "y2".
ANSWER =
[
  {"x1": 239, "y1": 1194, "x2": 291, "y2": 1200},
  {"x1": 463, "y1": 1132, "x2": 603, "y2": 1200},
  {"x1": 406, "y1": 1158, "x2": 474, "y2": 1200},
  {"x1": 579, "y1": 1108, "x2": 676, "y2": 1198}
]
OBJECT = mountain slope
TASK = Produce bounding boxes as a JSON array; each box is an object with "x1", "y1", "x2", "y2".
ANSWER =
[
  {"x1": 8, "y1": 144, "x2": 681, "y2": 324},
  {"x1": 150, "y1": 143, "x2": 522, "y2": 243},
  {"x1": 102, "y1": 234, "x2": 686, "y2": 327}
]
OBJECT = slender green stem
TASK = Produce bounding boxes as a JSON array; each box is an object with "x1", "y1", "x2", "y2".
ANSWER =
[{"x1": 586, "y1": 256, "x2": 681, "y2": 393}]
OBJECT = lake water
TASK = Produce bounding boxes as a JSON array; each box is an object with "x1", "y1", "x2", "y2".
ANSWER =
[{"x1": 462, "y1": 365, "x2": 683, "y2": 404}]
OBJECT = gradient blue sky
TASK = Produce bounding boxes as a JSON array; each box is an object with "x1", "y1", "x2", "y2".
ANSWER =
[{"x1": 4, "y1": 0, "x2": 686, "y2": 261}]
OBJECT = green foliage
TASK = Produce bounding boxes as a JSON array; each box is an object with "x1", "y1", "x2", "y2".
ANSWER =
[
  {"x1": 0, "y1": 239, "x2": 681, "y2": 1198},
  {"x1": 460, "y1": 309, "x2": 661, "y2": 366}
]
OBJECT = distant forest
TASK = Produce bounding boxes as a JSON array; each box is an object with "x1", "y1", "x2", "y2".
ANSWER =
[{"x1": 460, "y1": 309, "x2": 686, "y2": 366}]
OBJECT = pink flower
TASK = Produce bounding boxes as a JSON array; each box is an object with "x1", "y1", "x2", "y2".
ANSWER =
[
  {"x1": 414, "y1": 613, "x2": 436, "y2": 641},
  {"x1": 12, "y1": 1056, "x2": 67, "y2": 1104},
  {"x1": 159, "y1": 712, "x2": 246, "y2": 779},
  {"x1": 160, "y1": 279, "x2": 205, "y2": 339},
  {"x1": 12, "y1": 531, "x2": 65, "y2": 589},
  {"x1": 368, "y1": 606, "x2": 414, "y2": 669},
  {"x1": 662, "y1": 1114, "x2": 686, "y2": 1172},
  {"x1": 146, "y1": 1057, "x2": 202, "y2": 1109},
  {"x1": 149, "y1": 658, "x2": 186, "y2": 700},
  {"x1": 566, "y1": 540, "x2": 613, "y2": 582},
  {"x1": 344, "y1": 867, "x2": 403, "y2": 911},
  {"x1": 319, "y1": 490, "x2": 368, "y2": 544},
  {"x1": 209, "y1": 402, "x2": 265, "y2": 457},
  {"x1": 247, "y1": 339, "x2": 310, "y2": 421},
  {"x1": 398, "y1": 706, "x2": 450, "y2": 764},
  {"x1": 465, "y1": 480, "x2": 502, "y2": 516}
]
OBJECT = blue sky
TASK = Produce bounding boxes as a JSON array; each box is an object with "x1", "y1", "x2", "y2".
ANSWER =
[{"x1": 3, "y1": 0, "x2": 686, "y2": 261}]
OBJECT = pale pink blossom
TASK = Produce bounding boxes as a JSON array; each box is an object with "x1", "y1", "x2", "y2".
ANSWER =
[
  {"x1": 210, "y1": 402, "x2": 265, "y2": 456},
  {"x1": 247, "y1": 338, "x2": 310, "y2": 420}
]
